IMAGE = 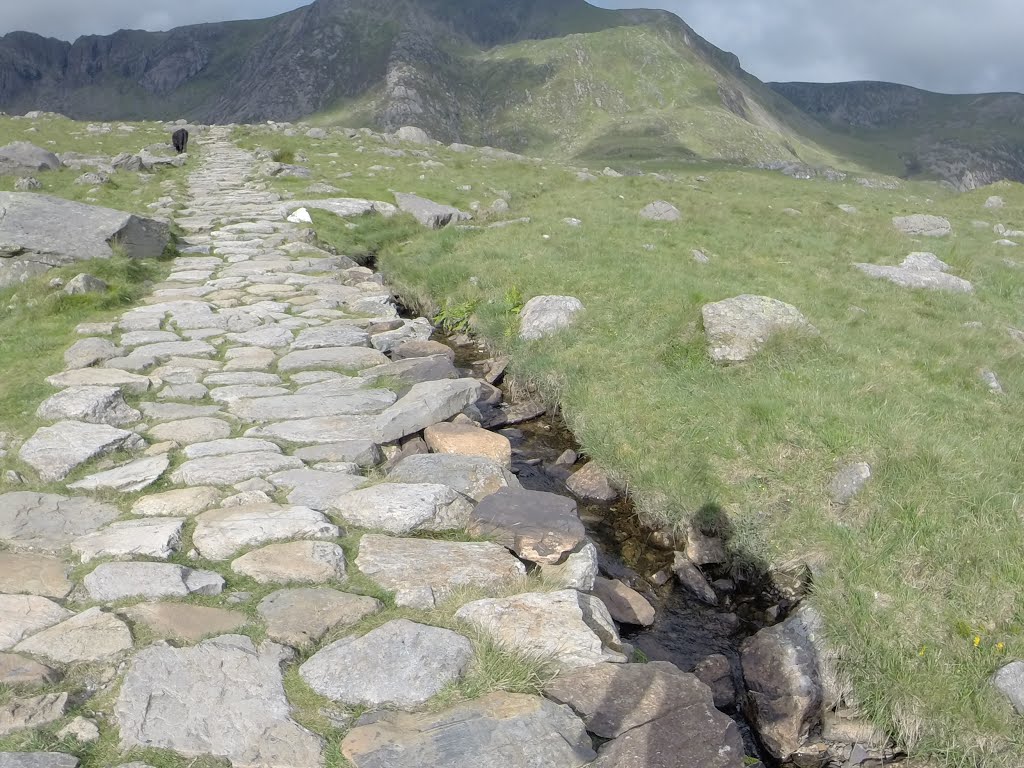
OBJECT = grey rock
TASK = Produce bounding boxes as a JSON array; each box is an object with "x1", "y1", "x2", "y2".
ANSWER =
[
  {"x1": 270, "y1": 468, "x2": 366, "y2": 509},
  {"x1": 292, "y1": 325, "x2": 370, "y2": 350},
  {"x1": 277, "y1": 346, "x2": 388, "y2": 372},
  {"x1": 673, "y1": 554, "x2": 718, "y2": 605},
  {"x1": 0, "y1": 492, "x2": 119, "y2": 551},
  {"x1": 741, "y1": 605, "x2": 827, "y2": 760},
  {"x1": 36, "y1": 386, "x2": 140, "y2": 426},
  {"x1": 232, "y1": 541, "x2": 348, "y2": 584},
  {"x1": 341, "y1": 692, "x2": 594, "y2": 768},
  {"x1": 64, "y1": 273, "x2": 108, "y2": 295},
  {"x1": 191, "y1": 503, "x2": 339, "y2": 560},
  {"x1": 593, "y1": 577, "x2": 656, "y2": 626},
  {"x1": 388, "y1": 453, "x2": 517, "y2": 502},
  {"x1": 695, "y1": 653, "x2": 737, "y2": 709},
  {"x1": 0, "y1": 595, "x2": 73, "y2": 651},
  {"x1": 183, "y1": 438, "x2": 281, "y2": 459},
  {"x1": 565, "y1": 462, "x2": 618, "y2": 502},
  {"x1": 468, "y1": 487, "x2": 585, "y2": 564},
  {"x1": 171, "y1": 452, "x2": 304, "y2": 486},
  {"x1": 455, "y1": 590, "x2": 625, "y2": 671},
  {"x1": 116, "y1": 635, "x2": 325, "y2": 768},
  {"x1": 702, "y1": 295, "x2": 818, "y2": 363},
  {"x1": 855, "y1": 252, "x2": 973, "y2": 293},
  {"x1": 0, "y1": 693, "x2": 68, "y2": 737},
  {"x1": 830, "y1": 462, "x2": 871, "y2": 504},
  {"x1": 148, "y1": 417, "x2": 232, "y2": 444},
  {"x1": 294, "y1": 440, "x2": 383, "y2": 467},
  {"x1": 0, "y1": 192, "x2": 169, "y2": 287},
  {"x1": 360, "y1": 355, "x2": 459, "y2": 388},
  {"x1": 0, "y1": 653, "x2": 60, "y2": 687},
  {"x1": 71, "y1": 516, "x2": 181, "y2": 563},
  {"x1": 228, "y1": 390, "x2": 395, "y2": 421},
  {"x1": 64, "y1": 337, "x2": 120, "y2": 369},
  {"x1": 204, "y1": 371, "x2": 282, "y2": 386},
  {"x1": 981, "y1": 368, "x2": 1005, "y2": 394},
  {"x1": 84, "y1": 562, "x2": 224, "y2": 601},
  {"x1": 395, "y1": 126, "x2": 432, "y2": 144},
  {"x1": 394, "y1": 192, "x2": 470, "y2": 229},
  {"x1": 68, "y1": 454, "x2": 170, "y2": 493},
  {"x1": 639, "y1": 200, "x2": 682, "y2": 221},
  {"x1": 331, "y1": 483, "x2": 472, "y2": 534},
  {"x1": 0, "y1": 142, "x2": 60, "y2": 173},
  {"x1": 356, "y1": 534, "x2": 526, "y2": 607},
  {"x1": 120, "y1": 602, "x2": 247, "y2": 643},
  {"x1": 46, "y1": 367, "x2": 151, "y2": 393},
  {"x1": 13, "y1": 607, "x2": 132, "y2": 663},
  {"x1": 993, "y1": 661, "x2": 1024, "y2": 714},
  {"x1": 56, "y1": 716, "x2": 100, "y2": 743},
  {"x1": 540, "y1": 540, "x2": 598, "y2": 591},
  {"x1": 892, "y1": 214, "x2": 952, "y2": 237},
  {"x1": 519, "y1": 295, "x2": 584, "y2": 341},
  {"x1": 13, "y1": 177, "x2": 41, "y2": 191},
  {"x1": 300, "y1": 619, "x2": 472, "y2": 708},
  {"x1": 258, "y1": 588, "x2": 381, "y2": 646},
  {"x1": 132, "y1": 487, "x2": 221, "y2": 517},
  {"x1": 0, "y1": 755, "x2": 79, "y2": 768},
  {"x1": 0, "y1": 553, "x2": 71, "y2": 598},
  {"x1": 18, "y1": 421, "x2": 143, "y2": 482},
  {"x1": 985, "y1": 196, "x2": 1005, "y2": 209}
]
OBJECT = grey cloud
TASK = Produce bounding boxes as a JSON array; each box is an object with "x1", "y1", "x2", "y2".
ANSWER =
[{"x1": 595, "y1": 0, "x2": 1023, "y2": 94}]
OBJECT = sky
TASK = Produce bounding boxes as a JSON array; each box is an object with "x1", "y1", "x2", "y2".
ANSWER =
[{"x1": 2, "y1": 0, "x2": 1020, "y2": 95}]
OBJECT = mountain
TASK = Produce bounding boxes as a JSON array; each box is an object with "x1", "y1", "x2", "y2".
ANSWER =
[
  {"x1": 1, "y1": 0, "x2": 1021, "y2": 184},
  {"x1": 770, "y1": 81, "x2": 1024, "y2": 189}
]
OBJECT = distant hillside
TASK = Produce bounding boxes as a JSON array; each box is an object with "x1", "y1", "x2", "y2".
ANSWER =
[{"x1": 770, "y1": 81, "x2": 1024, "y2": 189}]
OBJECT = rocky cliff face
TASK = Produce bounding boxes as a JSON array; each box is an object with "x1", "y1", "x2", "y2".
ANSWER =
[{"x1": 770, "y1": 81, "x2": 1024, "y2": 188}]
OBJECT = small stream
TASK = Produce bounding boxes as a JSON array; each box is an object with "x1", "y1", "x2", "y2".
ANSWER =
[{"x1": 444, "y1": 334, "x2": 783, "y2": 766}]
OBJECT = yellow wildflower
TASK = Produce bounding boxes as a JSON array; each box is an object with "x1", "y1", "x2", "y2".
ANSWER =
[{"x1": 973, "y1": 636, "x2": 981, "y2": 648}]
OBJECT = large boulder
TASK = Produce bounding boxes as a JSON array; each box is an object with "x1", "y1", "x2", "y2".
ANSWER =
[
  {"x1": 892, "y1": 214, "x2": 951, "y2": 237},
  {"x1": 0, "y1": 192, "x2": 170, "y2": 287},
  {"x1": 702, "y1": 295, "x2": 818, "y2": 363},
  {"x1": 0, "y1": 143, "x2": 60, "y2": 175},
  {"x1": 854, "y1": 252, "x2": 973, "y2": 294},
  {"x1": 519, "y1": 296, "x2": 584, "y2": 341},
  {"x1": 741, "y1": 605, "x2": 830, "y2": 760},
  {"x1": 467, "y1": 487, "x2": 586, "y2": 564},
  {"x1": 394, "y1": 192, "x2": 470, "y2": 229}
]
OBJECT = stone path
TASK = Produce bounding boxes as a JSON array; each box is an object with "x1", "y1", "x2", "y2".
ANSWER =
[{"x1": 0, "y1": 127, "x2": 745, "y2": 767}]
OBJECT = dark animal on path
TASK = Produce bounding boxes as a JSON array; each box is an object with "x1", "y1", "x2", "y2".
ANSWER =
[{"x1": 172, "y1": 128, "x2": 189, "y2": 154}]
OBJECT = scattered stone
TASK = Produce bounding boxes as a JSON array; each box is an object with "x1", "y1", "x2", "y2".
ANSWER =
[
  {"x1": 356, "y1": 534, "x2": 526, "y2": 607},
  {"x1": 388, "y1": 453, "x2": 518, "y2": 502},
  {"x1": 341, "y1": 692, "x2": 595, "y2": 768},
  {"x1": 64, "y1": 273, "x2": 107, "y2": 295},
  {"x1": 0, "y1": 492, "x2": 119, "y2": 551},
  {"x1": 331, "y1": 483, "x2": 472, "y2": 534},
  {"x1": 830, "y1": 461, "x2": 871, "y2": 504},
  {"x1": 855, "y1": 252, "x2": 973, "y2": 293},
  {"x1": 456, "y1": 590, "x2": 624, "y2": 671},
  {"x1": 131, "y1": 486, "x2": 221, "y2": 516},
  {"x1": 0, "y1": 596, "x2": 73, "y2": 651},
  {"x1": 36, "y1": 386, "x2": 140, "y2": 426},
  {"x1": 0, "y1": 553, "x2": 72, "y2": 598},
  {"x1": 116, "y1": 635, "x2": 325, "y2": 767},
  {"x1": 593, "y1": 577, "x2": 656, "y2": 625},
  {"x1": 301, "y1": 619, "x2": 472, "y2": 708},
  {"x1": 639, "y1": 201, "x2": 682, "y2": 221},
  {"x1": 191, "y1": 503, "x2": 339, "y2": 560},
  {"x1": 702, "y1": 295, "x2": 818, "y2": 363},
  {"x1": 84, "y1": 562, "x2": 224, "y2": 601},
  {"x1": 837, "y1": 204, "x2": 858, "y2": 214},
  {"x1": 892, "y1": 214, "x2": 952, "y2": 237},
  {"x1": 981, "y1": 368, "x2": 1005, "y2": 394},
  {"x1": 565, "y1": 462, "x2": 617, "y2": 501},
  {"x1": 14, "y1": 607, "x2": 132, "y2": 663},
  {"x1": 13, "y1": 177, "x2": 41, "y2": 191},
  {"x1": 985, "y1": 196, "x2": 1005, "y2": 209},
  {"x1": 55, "y1": 717, "x2": 99, "y2": 743},
  {"x1": 519, "y1": 295, "x2": 584, "y2": 340},
  {"x1": 64, "y1": 337, "x2": 120, "y2": 369},
  {"x1": 394, "y1": 192, "x2": 470, "y2": 229},
  {"x1": 673, "y1": 553, "x2": 718, "y2": 605},
  {"x1": 68, "y1": 454, "x2": 169, "y2": 493},
  {"x1": 684, "y1": 524, "x2": 728, "y2": 566},
  {"x1": 0, "y1": 693, "x2": 67, "y2": 737},
  {"x1": 694, "y1": 653, "x2": 736, "y2": 709},
  {"x1": 993, "y1": 661, "x2": 1024, "y2": 714},
  {"x1": 232, "y1": 541, "x2": 348, "y2": 584},
  {"x1": 121, "y1": 603, "x2": 247, "y2": 643}
]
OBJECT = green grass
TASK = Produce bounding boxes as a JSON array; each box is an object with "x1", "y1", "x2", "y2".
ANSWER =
[{"x1": 234, "y1": 123, "x2": 1024, "y2": 766}]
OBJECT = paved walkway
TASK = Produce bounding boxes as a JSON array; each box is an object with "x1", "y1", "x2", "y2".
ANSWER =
[{"x1": 0, "y1": 128, "x2": 744, "y2": 768}]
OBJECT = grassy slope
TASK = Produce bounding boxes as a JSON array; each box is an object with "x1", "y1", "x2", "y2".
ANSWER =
[{"x1": 237, "y1": 123, "x2": 1024, "y2": 766}]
